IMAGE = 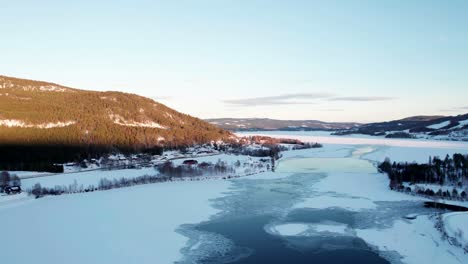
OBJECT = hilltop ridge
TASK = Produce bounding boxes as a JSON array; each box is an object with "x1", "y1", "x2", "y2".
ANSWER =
[{"x1": 0, "y1": 75, "x2": 232, "y2": 149}]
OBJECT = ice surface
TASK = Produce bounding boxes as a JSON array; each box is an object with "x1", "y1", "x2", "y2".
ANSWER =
[
  {"x1": 267, "y1": 223, "x2": 310, "y2": 236},
  {"x1": 313, "y1": 222, "x2": 348, "y2": 234},
  {"x1": 293, "y1": 195, "x2": 377, "y2": 211},
  {"x1": 266, "y1": 222, "x2": 349, "y2": 237},
  {"x1": 239, "y1": 131, "x2": 468, "y2": 149},
  {"x1": 362, "y1": 145, "x2": 468, "y2": 163}
]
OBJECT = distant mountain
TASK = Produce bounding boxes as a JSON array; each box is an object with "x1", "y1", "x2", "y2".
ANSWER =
[
  {"x1": 398, "y1": 115, "x2": 446, "y2": 122},
  {"x1": 0, "y1": 75, "x2": 232, "y2": 149},
  {"x1": 206, "y1": 118, "x2": 360, "y2": 131},
  {"x1": 333, "y1": 114, "x2": 468, "y2": 141}
]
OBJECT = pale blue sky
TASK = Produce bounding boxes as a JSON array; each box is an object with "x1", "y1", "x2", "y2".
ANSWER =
[{"x1": 1, "y1": 0, "x2": 467, "y2": 122}]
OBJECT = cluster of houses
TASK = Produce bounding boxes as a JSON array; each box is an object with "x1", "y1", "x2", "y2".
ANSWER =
[
  {"x1": 4, "y1": 186, "x2": 21, "y2": 195},
  {"x1": 60, "y1": 146, "x2": 221, "y2": 173},
  {"x1": 0, "y1": 171, "x2": 22, "y2": 195}
]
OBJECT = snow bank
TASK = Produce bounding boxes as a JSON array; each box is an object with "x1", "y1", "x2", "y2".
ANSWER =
[
  {"x1": 356, "y1": 215, "x2": 468, "y2": 264},
  {"x1": 0, "y1": 180, "x2": 231, "y2": 264},
  {"x1": 443, "y1": 212, "x2": 468, "y2": 248}
]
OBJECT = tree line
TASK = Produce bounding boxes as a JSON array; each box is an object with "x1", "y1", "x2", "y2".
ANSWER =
[
  {"x1": 378, "y1": 153, "x2": 468, "y2": 199},
  {"x1": 27, "y1": 159, "x2": 265, "y2": 198},
  {"x1": 0, "y1": 144, "x2": 163, "y2": 172}
]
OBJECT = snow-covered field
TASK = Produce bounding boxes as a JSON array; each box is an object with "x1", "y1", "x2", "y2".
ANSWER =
[
  {"x1": 1, "y1": 131, "x2": 468, "y2": 264},
  {"x1": 16, "y1": 153, "x2": 263, "y2": 191},
  {"x1": 0, "y1": 180, "x2": 231, "y2": 264},
  {"x1": 20, "y1": 167, "x2": 158, "y2": 189}
]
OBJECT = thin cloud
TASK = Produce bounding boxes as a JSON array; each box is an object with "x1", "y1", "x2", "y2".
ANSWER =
[
  {"x1": 224, "y1": 93, "x2": 396, "y2": 107},
  {"x1": 223, "y1": 93, "x2": 334, "y2": 106},
  {"x1": 319, "y1": 108, "x2": 344, "y2": 112},
  {"x1": 328, "y1": 96, "x2": 396, "y2": 102},
  {"x1": 440, "y1": 106, "x2": 468, "y2": 112}
]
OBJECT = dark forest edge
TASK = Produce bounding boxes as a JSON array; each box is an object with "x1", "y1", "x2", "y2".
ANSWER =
[
  {"x1": 378, "y1": 153, "x2": 468, "y2": 201},
  {"x1": 0, "y1": 136, "x2": 321, "y2": 173},
  {"x1": 0, "y1": 144, "x2": 164, "y2": 173}
]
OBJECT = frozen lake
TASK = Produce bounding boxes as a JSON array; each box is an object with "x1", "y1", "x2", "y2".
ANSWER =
[
  {"x1": 178, "y1": 132, "x2": 468, "y2": 263},
  {"x1": 178, "y1": 149, "x2": 416, "y2": 263}
]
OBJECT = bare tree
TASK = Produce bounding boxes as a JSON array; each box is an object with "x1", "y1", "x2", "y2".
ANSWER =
[
  {"x1": 0, "y1": 171, "x2": 11, "y2": 191},
  {"x1": 10, "y1": 174, "x2": 21, "y2": 187},
  {"x1": 31, "y1": 183, "x2": 43, "y2": 198}
]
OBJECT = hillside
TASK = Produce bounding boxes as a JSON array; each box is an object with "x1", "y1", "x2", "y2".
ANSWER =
[
  {"x1": 0, "y1": 75, "x2": 232, "y2": 149},
  {"x1": 334, "y1": 114, "x2": 468, "y2": 140},
  {"x1": 206, "y1": 118, "x2": 359, "y2": 131},
  {"x1": 399, "y1": 115, "x2": 445, "y2": 122}
]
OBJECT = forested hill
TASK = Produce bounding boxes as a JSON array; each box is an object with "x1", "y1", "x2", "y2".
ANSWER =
[
  {"x1": 333, "y1": 114, "x2": 468, "y2": 140},
  {"x1": 0, "y1": 75, "x2": 232, "y2": 150}
]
